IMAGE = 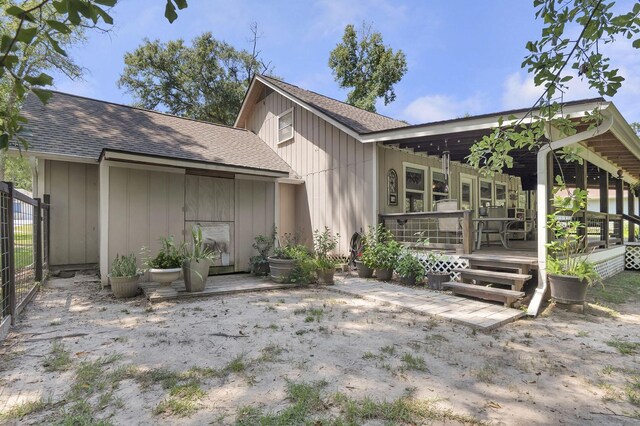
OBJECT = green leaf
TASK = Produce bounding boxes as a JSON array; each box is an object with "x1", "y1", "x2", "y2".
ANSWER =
[
  {"x1": 5, "y1": 6, "x2": 26, "y2": 18},
  {"x1": 45, "y1": 20, "x2": 72, "y2": 34},
  {"x1": 0, "y1": 134, "x2": 9, "y2": 150},
  {"x1": 164, "y1": 1, "x2": 178, "y2": 23},
  {"x1": 633, "y1": 38, "x2": 640, "y2": 49},
  {"x1": 15, "y1": 27, "x2": 38, "y2": 45},
  {"x1": 24, "y1": 73, "x2": 54, "y2": 87},
  {"x1": 93, "y1": 6, "x2": 114, "y2": 25},
  {"x1": 0, "y1": 35, "x2": 14, "y2": 53},
  {"x1": 173, "y1": 0, "x2": 188, "y2": 9},
  {"x1": 52, "y1": 0, "x2": 68, "y2": 14},
  {"x1": 93, "y1": 0, "x2": 117, "y2": 5},
  {"x1": 32, "y1": 88, "x2": 53, "y2": 104},
  {"x1": 45, "y1": 34, "x2": 67, "y2": 56}
]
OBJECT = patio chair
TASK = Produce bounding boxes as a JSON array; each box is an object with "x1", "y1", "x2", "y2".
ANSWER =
[{"x1": 435, "y1": 199, "x2": 460, "y2": 244}]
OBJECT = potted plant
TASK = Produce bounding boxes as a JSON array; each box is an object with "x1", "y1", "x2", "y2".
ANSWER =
[
  {"x1": 249, "y1": 233, "x2": 275, "y2": 276},
  {"x1": 355, "y1": 227, "x2": 376, "y2": 278},
  {"x1": 143, "y1": 236, "x2": 186, "y2": 297},
  {"x1": 183, "y1": 226, "x2": 217, "y2": 292},
  {"x1": 546, "y1": 186, "x2": 601, "y2": 305},
  {"x1": 425, "y1": 251, "x2": 449, "y2": 290},
  {"x1": 396, "y1": 250, "x2": 425, "y2": 286},
  {"x1": 108, "y1": 254, "x2": 140, "y2": 298},
  {"x1": 373, "y1": 239, "x2": 401, "y2": 281},
  {"x1": 313, "y1": 227, "x2": 340, "y2": 285}
]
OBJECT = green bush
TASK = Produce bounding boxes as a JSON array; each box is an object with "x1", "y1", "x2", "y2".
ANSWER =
[
  {"x1": 143, "y1": 237, "x2": 186, "y2": 269},
  {"x1": 395, "y1": 251, "x2": 425, "y2": 281}
]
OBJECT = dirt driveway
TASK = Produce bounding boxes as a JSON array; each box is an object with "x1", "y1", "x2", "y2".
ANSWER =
[{"x1": 0, "y1": 272, "x2": 639, "y2": 425}]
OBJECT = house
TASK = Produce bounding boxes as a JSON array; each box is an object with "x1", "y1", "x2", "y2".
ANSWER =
[{"x1": 17, "y1": 75, "x2": 640, "y2": 315}]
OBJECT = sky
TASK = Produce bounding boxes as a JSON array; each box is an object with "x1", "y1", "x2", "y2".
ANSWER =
[{"x1": 51, "y1": 0, "x2": 640, "y2": 125}]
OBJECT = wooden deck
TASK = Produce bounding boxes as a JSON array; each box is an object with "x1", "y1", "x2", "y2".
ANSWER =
[
  {"x1": 140, "y1": 274, "x2": 295, "y2": 303},
  {"x1": 329, "y1": 276, "x2": 525, "y2": 330}
]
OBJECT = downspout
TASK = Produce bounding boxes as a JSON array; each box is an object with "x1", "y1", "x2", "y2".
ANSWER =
[{"x1": 527, "y1": 112, "x2": 614, "y2": 316}]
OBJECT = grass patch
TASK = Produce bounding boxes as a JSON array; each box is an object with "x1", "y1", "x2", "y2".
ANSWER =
[
  {"x1": 0, "y1": 398, "x2": 49, "y2": 421},
  {"x1": 589, "y1": 271, "x2": 640, "y2": 305},
  {"x1": 153, "y1": 381, "x2": 206, "y2": 417},
  {"x1": 42, "y1": 341, "x2": 72, "y2": 372},
  {"x1": 627, "y1": 376, "x2": 640, "y2": 407},
  {"x1": 258, "y1": 344, "x2": 284, "y2": 363},
  {"x1": 606, "y1": 339, "x2": 640, "y2": 355},
  {"x1": 473, "y1": 362, "x2": 498, "y2": 384},
  {"x1": 236, "y1": 380, "x2": 486, "y2": 426},
  {"x1": 380, "y1": 345, "x2": 397, "y2": 356},
  {"x1": 227, "y1": 354, "x2": 246, "y2": 373},
  {"x1": 400, "y1": 353, "x2": 428, "y2": 372}
]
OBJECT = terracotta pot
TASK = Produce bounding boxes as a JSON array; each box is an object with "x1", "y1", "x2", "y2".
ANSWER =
[
  {"x1": 317, "y1": 268, "x2": 335, "y2": 285},
  {"x1": 376, "y1": 268, "x2": 393, "y2": 281},
  {"x1": 355, "y1": 260, "x2": 373, "y2": 278},
  {"x1": 548, "y1": 273, "x2": 588, "y2": 305},
  {"x1": 109, "y1": 275, "x2": 140, "y2": 299},
  {"x1": 427, "y1": 272, "x2": 449, "y2": 290},
  {"x1": 183, "y1": 259, "x2": 211, "y2": 292},
  {"x1": 268, "y1": 257, "x2": 295, "y2": 283}
]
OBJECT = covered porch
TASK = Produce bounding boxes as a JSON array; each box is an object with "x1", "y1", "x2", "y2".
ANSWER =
[{"x1": 375, "y1": 99, "x2": 640, "y2": 313}]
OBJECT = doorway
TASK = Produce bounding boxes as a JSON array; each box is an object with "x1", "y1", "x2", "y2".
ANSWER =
[{"x1": 460, "y1": 174, "x2": 477, "y2": 215}]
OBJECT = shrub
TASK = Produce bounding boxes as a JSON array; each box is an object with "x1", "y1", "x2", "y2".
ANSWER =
[
  {"x1": 110, "y1": 254, "x2": 138, "y2": 278},
  {"x1": 143, "y1": 237, "x2": 186, "y2": 269},
  {"x1": 396, "y1": 251, "x2": 425, "y2": 281}
]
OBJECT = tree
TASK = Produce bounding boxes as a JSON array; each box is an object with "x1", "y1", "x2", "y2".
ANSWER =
[
  {"x1": 118, "y1": 29, "x2": 272, "y2": 126},
  {"x1": 631, "y1": 122, "x2": 640, "y2": 136},
  {"x1": 328, "y1": 23, "x2": 407, "y2": 113},
  {"x1": 0, "y1": 0, "x2": 188, "y2": 150},
  {"x1": 468, "y1": 0, "x2": 640, "y2": 178}
]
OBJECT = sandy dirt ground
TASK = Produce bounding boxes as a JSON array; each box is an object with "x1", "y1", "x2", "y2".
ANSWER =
[{"x1": 0, "y1": 272, "x2": 639, "y2": 425}]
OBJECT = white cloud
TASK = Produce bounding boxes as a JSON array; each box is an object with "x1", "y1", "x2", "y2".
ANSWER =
[
  {"x1": 400, "y1": 94, "x2": 484, "y2": 124},
  {"x1": 501, "y1": 73, "x2": 541, "y2": 110}
]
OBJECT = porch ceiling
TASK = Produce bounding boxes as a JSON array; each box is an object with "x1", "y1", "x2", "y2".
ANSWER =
[{"x1": 581, "y1": 130, "x2": 640, "y2": 179}]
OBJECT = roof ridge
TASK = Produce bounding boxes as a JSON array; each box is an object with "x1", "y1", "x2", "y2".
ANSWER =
[
  {"x1": 41, "y1": 89, "x2": 251, "y2": 133},
  {"x1": 259, "y1": 75, "x2": 407, "y2": 125}
]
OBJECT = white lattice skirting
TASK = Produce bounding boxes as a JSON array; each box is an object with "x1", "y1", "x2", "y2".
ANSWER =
[
  {"x1": 594, "y1": 253, "x2": 626, "y2": 279},
  {"x1": 625, "y1": 244, "x2": 640, "y2": 271},
  {"x1": 413, "y1": 251, "x2": 469, "y2": 281}
]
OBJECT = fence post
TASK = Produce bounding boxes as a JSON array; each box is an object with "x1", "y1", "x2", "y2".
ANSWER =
[
  {"x1": 35, "y1": 198, "x2": 43, "y2": 282},
  {"x1": 4, "y1": 183, "x2": 15, "y2": 325},
  {"x1": 43, "y1": 194, "x2": 50, "y2": 272},
  {"x1": 462, "y1": 210, "x2": 473, "y2": 254},
  {"x1": 1, "y1": 185, "x2": 9, "y2": 320},
  {"x1": 603, "y1": 213, "x2": 609, "y2": 248}
]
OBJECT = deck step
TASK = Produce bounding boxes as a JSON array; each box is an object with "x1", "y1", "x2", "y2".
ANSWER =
[
  {"x1": 452, "y1": 268, "x2": 532, "y2": 291},
  {"x1": 443, "y1": 282, "x2": 525, "y2": 307},
  {"x1": 466, "y1": 258, "x2": 530, "y2": 275}
]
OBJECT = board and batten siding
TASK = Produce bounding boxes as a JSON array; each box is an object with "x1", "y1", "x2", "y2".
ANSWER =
[
  {"x1": 107, "y1": 166, "x2": 185, "y2": 276},
  {"x1": 378, "y1": 145, "x2": 520, "y2": 214},
  {"x1": 247, "y1": 90, "x2": 374, "y2": 254},
  {"x1": 44, "y1": 160, "x2": 99, "y2": 266},
  {"x1": 235, "y1": 178, "x2": 275, "y2": 272}
]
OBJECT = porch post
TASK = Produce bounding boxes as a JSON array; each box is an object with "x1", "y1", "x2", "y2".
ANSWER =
[
  {"x1": 599, "y1": 168, "x2": 609, "y2": 213},
  {"x1": 629, "y1": 185, "x2": 636, "y2": 242},
  {"x1": 615, "y1": 177, "x2": 624, "y2": 244},
  {"x1": 576, "y1": 161, "x2": 588, "y2": 243},
  {"x1": 527, "y1": 113, "x2": 614, "y2": 317},
  {"x1": 99, "y1": 161, "x2": 110, "y2": 287}
]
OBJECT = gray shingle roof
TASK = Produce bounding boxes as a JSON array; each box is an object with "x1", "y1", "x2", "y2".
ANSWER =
[
  {"x1": 20, "y1": 91, "x2": 291, "y2": 174},
  {"x1": 260, "y1": 75, "x2": 408, "y2": 134}
]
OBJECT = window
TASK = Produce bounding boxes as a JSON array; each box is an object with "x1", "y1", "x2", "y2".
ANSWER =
[
  {"x1": 278, "y1": 108, "x2": 294, "y2": 143},
  {"x1": 431, "y1": 169, "x2": 449, "y2": 208},
  {"x1": 495, "y1": 183, "x2": 507, "y2": 207},
  {"x1": 404, "y1": 164, "x2": 426, "y2": 212},
  {"x1": 480, "y1": 179, "x2": 493, "y2": 207}
]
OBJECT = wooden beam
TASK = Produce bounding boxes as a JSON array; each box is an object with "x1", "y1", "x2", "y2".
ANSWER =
[
  {"x1": 599, "y1": 168, "x2": 609, "y2": 213},
  {"x1": 615, "y1": 178, "x2": 624, "y2": 215},
  {"x1": 629, "y1": 186, "x2": 636, "y2": 242}
]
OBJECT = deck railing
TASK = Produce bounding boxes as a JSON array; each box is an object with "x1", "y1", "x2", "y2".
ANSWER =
[
  {"x1": 378, "y1": 210, "x2": 474, "y2": 254},
  {"x1": 1, "y1": 182, "x2": 50, "y2": 339}
]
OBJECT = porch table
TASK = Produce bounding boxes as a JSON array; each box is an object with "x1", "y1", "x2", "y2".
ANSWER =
[{"x1": 473, "y1": 218, "x2": 523, "y2": 250}]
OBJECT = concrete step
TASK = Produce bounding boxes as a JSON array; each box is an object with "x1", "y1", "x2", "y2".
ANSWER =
[{"x1": 443, "y1": 281, "x2": 525, "y2": 307}]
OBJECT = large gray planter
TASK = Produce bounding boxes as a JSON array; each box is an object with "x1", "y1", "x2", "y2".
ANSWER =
[
  {"x1": 109, "y1": 275, "x2": 140, "y2": 299},
  {"x1": 427, "y1": 272, "x2": 449, "y2": 290},
  {"x1": 355, "y1": 260, "x2": 373, "y2": 278},
  {"x1": 268, "y1": 257, "x2": 295, "y2": 283},
  {"x1": 376, "y1": 268, "x2": 393, "y2": 281},
  {"x1": 548, "y1": 273, "x2": 588, "y2": 305},
  {"x1": 183, "y1": 259, "x2": 211, "y2": 292},
  {"x1": 149, "y1": 268, "x2": 182, "y2": 298}
]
